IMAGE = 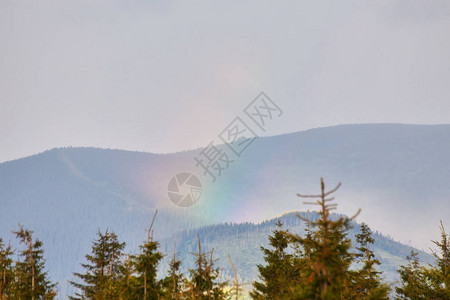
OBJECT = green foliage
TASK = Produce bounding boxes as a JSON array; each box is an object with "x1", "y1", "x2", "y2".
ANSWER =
[
  {"x1": 5, "y1": 179, "x2": 450, "y2": 300},
  {"x1": 11, "y1": 224, "x2": 56, "y2": 300},
  {"x1": 396, "y1": 221, "x2": 450, "y2": 299},
  {"x1": 0, "y1": 238, "x2": 14, "y2": 299},
  {"x1": 395, "y1": 251, "x2": 430, "y2": 299},
  {"x1": 70, "y1": 229, "x2": 125, "y2": 299},
  {"x1": 287, "y1": 179, "x2": 357, "y2": 299},
  {"x1": 117, "y1": 255, "x2": 139, "y2": 299},
  {"x1": 252, "y1": 179, "x2": 391, "y2": 300},
  {"x1": 133, "y1": 239, "x2": 164, "y2": 299},
  {"x1": 186, "y1": 236, "x2": 228, "y2": 300},
  {"x1": 161, "y1": 248, "x2": 184, "y2": 299},
  {"x1": 353, "y1": 223, "x2": 390, "y2": 299},
  {"x1": 250, "y1": 220, "x2": 300, "y2": 299}
]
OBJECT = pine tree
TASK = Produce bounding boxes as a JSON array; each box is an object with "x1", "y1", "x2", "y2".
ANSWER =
[
  {"x1": 0, "y1": 238, "x2": 14, "y2": 299},
  {"x1": 162, "y1": 244, "x2": 184, "y2": 300},
  {"x1": 70, "y1": 229, "x2": 125, "y2": 299},
  {"x1": 117, "y1": 255, "x2": 138, "y2": 299},
  {"x1": 288, "y1": 178, "x2": 359, "y2": 299},
  {"x1": 395, "y1": 251, "x2": 430, "y2": 299},
  {"x1": 132, "y1": 209, "x2": 165, "y2": 299},
  {"x1": 250, "y1": 220, "x2": 300, "y2": 299},
  {"x1": 133, "y1": 238, "x2": 164, "y2": 299},
  {"x1": 11, "y1": 224, "x2": 56, "y2": 300},
  {"x1": 396, "y1": 221, "x2": 450, "y2": 299},
  {"x1": 425, "y1": 221, "x2": 450, "y2": 298},
  {"x1": 187, "y1": 236, "x2": 227, "y2": 299},
  {"x1": 354, "y1": 223, "x2": 390, "y2": 299}
]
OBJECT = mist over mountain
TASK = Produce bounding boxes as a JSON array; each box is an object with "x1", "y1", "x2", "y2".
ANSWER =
[{"x1": 0, "y1": 123, "x2": 449, "y2": 297}]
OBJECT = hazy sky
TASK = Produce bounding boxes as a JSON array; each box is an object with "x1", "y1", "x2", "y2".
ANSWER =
[{"x1": 1, "y1": 0, "x2": 450, "y2": 163}]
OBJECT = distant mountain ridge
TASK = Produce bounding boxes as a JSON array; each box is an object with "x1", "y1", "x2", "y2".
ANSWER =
[
  {"x1": 158, "y1": 211, "x2": 435, "y2": 289},
  {"x1": 0, "y1": 123, "x2": 449, "y2": 297}
]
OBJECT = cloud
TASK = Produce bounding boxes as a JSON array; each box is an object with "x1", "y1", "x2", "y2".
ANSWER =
[{"x1": 0, "y1": 0, "x2": 449, "y2": 162}]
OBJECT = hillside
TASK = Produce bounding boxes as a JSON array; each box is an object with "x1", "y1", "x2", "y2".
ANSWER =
[
  {"x1": 158, "y1": 211, "x2": 435, "y2": 297},
  {"x1": 0, "y1": 123, "x2": 449, "y2": 296}
]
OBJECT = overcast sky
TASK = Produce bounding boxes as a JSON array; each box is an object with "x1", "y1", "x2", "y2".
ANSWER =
[{"x1": 1, "y1": 0, "x2": 449, "y2": 163}]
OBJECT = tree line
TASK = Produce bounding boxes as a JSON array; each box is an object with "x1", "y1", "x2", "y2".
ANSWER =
[{"x1": 1, "y1": 178, "x2": 450, "y2": 299}]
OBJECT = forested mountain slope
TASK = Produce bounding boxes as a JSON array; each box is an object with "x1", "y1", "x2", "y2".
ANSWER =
[{"x1": 0, "y1": 123, "x2": 448, "y2": 296}]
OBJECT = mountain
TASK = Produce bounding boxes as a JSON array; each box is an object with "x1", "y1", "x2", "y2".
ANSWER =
[
  {"x1": 158, "y1": 211, "x2": 435, "y2": 297},
  {"x1": 0, "y1": 123, "x2": 449, "y2": 297}
]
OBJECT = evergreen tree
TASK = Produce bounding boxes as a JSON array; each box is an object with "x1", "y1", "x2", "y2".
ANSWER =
[
  {"x1": 0, "y1": 238, "x2": 14, "y2": 299},
  {"x1": 117, "y1": 255, "x2": 138, "y2": 299},
  {"x1": 132, "y1": 209, "x2": 165, "y2": 299},
  {"x1": 395, "y1": 251, "x2": 430, "y2": 299},
  {"x1": 425, "y1": 221, "x2": 450, "y2": 298},
  {"x1": 11, "y1": 224, "x2": 56, "y2": 300},
  {"x1": 133, "y1": 238, "x2": 164, "y2": 299},
  {"x1": 70, "y1": 229, "x2": 125, "y2": 299},
  {"x1": 288, "y1": 178, "x2": 359, "y2": 299},
  {"x1": 187, "y1": 236, "x2": 227, "y2": 299},
  {"x1": 162, "y1": 245, "x2": 184, "y2": 300},
  {"x1": 396, "y1": 221, "x2": 450, "y2": 299},
  {"x1": 250, "y1": 220, "x2": 300, "y2": 299},
  {"x1": 354, "y1": 223, "x2": 390, "y2": 299}
]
